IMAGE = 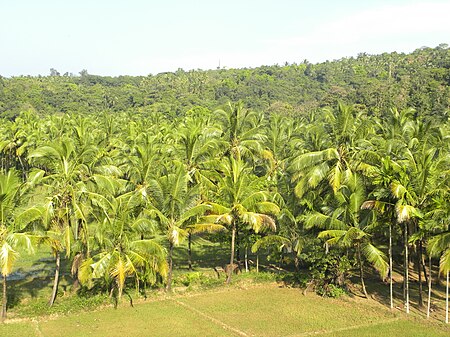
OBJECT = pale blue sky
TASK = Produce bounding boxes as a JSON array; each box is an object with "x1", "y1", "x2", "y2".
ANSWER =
[{"x1": 0, "y1": 0, "x2": 449, "y2": 77}]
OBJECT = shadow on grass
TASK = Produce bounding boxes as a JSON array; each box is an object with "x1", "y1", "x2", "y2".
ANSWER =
[
  {"x1": 360, "y1": 263, "x2": 448, "y2": 321},
  {"x1": 6, "y1": 254, "x2": 73, "y2": 311}
]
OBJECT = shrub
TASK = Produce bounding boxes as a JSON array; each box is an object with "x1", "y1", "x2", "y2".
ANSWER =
[{"x1": 316, "y1": 284, "x2": 347, "y2": 298}]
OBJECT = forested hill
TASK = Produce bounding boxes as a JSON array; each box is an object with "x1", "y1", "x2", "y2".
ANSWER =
[{"x1": 1, "y1": 44, "x2": 449, "y2": 119}]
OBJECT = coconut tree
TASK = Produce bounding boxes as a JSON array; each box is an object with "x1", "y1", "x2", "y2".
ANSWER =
[
  {"x1": 262, "y1": 114, "x2": 300, "y2": 183},
  {"x1": 362, "y1": 107, "x2": 446, "y2": 311},
  {"x1": 290, "y1": 103, "x2": 373, "y2": 199},
  {"x1": 201, "y1": 157, "x2": 279, "y2": 284},
  {"x1": 28, "y1": 136, "x2": 98, "y2": 306},
  {"x1": 145, "y1": 162, "x2": 211, "y2": 291},
  {"x1": 428, "y1": 230, "x2": 450, "y2": 323},
  {"x1": 361, "y1": 154, "x2": 408, "y2": 310},
  {"x1": 303, "y1": 169, "x2": 388, "y2": 298},
  {"x1": 78, "y1": 174, "x2": 167, "y2": 301},
  {"x1": 215, "y1": 101, "x2": 266, "y2": 163},
  {"x1": 173, "y1": 113, "x2": 224, "y2": 269},
  {"x1": 0, "y1": 169, "x2": 43, "y2": 320},
  {"x1": 0, "y1": 110, "x2": 42, "y2": 174}
]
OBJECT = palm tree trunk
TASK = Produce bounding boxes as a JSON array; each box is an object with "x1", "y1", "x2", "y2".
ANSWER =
[
  {"x1": 422, "y1": 252, "x2": 429, "y2": 286},
  {"x1": 166, "y1": 242, "x2": 174, "y2": 291},
  {"x1": 389, "y1": 222, "x2": 393, "y2": 310},
  {"x1": 49, "y1": 251, "x2": 61, "y2": 307},
  {"x1": 446, "y1": 270, "x2": 449, "y2": 324},
  {"x1": 2, "y1": 275, "x2": 7, "y2": 322},
  {"x1": 427, "y1": 255, "x2": 432, "y2": 319},
  {"x1": 357, "y1": 243, "x2": 368, "y2": 298},
  {"x1": 226, "y1": 225, "x2": 236, "y2": 284},
  {"x1": 256, "y1": 253, "x2": 259, "y2": 273},
  {"x1": 418, "y1": 241, "x2": 423, "y2": 307},
  {"x1": 404, "y1": 223, "x2": 410, "y2": 314},
  {"x1": 236, "y1": 231, "x2": 240, "y2": 264},
  {"x1": 188, "y1": 233, "x2": 193, "y2": 271},
  {"x1": 244, "y1": 247, "x2": 248, "y2": 272}
]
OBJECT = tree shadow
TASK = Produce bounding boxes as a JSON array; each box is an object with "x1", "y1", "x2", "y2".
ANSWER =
[
  {"x1": 6, "y1": 254, "x2": 72, "y2": 311},
  {"x1": 362, "y1": 264, "x2": 448, "y2": 321}
]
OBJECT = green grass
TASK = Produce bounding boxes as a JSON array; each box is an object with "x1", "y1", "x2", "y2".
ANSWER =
[
  {"x1": 321, "y1": 320, "x2": 450, "y2": 337},
  {"x1": 1, "y1": 284, "x2": 449, "y2": 337},
  {"x1": 2, "y1": 239, "x2": 450, "y2": 336},
  {"x1": 0, "y1": 322, "x2": 38, "y2": 337}
]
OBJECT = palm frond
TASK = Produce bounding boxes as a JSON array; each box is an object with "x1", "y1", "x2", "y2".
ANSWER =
[
  {"x1": 78, "y1": 257, "x2": 94, "y2": 287},
  {"x1": 439, "y1": 248, "x2": 450, "y2": 275},
  {"x1": 395, "y1": 204, "x2": 422, "y2": 223},
  {"x1": 291, "y1": 148, "x2": 339, "y2": 171},
  {"x1": 187, "y1": 223, "x2": 226, "y2": 234},
  {"x1": 363, "y1": 242, "x2": 388, "y2": 279},
  {"x1": 0, "y1": 241, "x2": 18, "y2": 276},
  {"x1": 251, "y1": 235, "x2": 291, "y2": 253}
]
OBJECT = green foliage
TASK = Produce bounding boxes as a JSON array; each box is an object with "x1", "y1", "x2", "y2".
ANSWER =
[
  {"x1": 315, "y1": 283, "x2": 347, "y2": 298},
  {"x1": 1, "y1": 46, "x2": 449, "y2": 119},
  {"x1": 173, "y1": 272, "x2": 221, "y2": 289},
  {"x1": 0, "y1": 44, "x2": 450, "y2": 319},
  {"x1": 15, "y1": 292, "x2": 109, "y2": 317},
  {"x1": 300, "y1": 241, "x2": 353, "y2": 290}
]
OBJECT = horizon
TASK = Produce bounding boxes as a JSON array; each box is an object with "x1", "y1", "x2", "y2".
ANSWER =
[
  {"x1": 1, "y1": 0, "x2": 449, "y2": 77},
  {"x1": 1, "y1": 43, "x2": 448, "y2": 79}
]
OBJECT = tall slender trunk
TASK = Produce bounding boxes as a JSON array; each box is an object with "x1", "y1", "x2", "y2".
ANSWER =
[
  {"x1": 404, "y1": 223, "x2": 410, "y2": 314},
  {"x1": 2, "y1": 275, "x2": 7, "y2": 322},
  {"x1": 166, "y1": 242, "x2": 174, "y2": 291},
  {"x1": 427, "y1": 255, "x2": 432, "y2": 319},
  {"x1": 236, "y1": 231, "x2": 240, "y2": 264},
  {"x1": 403, "y1": 228, "x2": 406, "y2": 300},
  {"x1": 389, "y1": 222, "x2": 393, "y2": 310},
  {"x1": 244, "y1": 247, "x2": 248, "y2": 272},
  {"x1": 357, "y1": 243, "x2": 368, "y2": 298},
  {"x1": 49, "y1": 251, "x2": 61, "y2": 307},
  {"x1": 256, "y1": 253, "x2": 259, "y2": 273},
  {"x1": 188, "y1": 233, "x2": 193, "y2": 271},
  {"x1": 446, "y1": 271, "x2": 449, "y2": 324},
  {"x1": 418, "y1": 241, "x2": 423, "y2": 307},
  {"x1": 226, "y1": 226, "x2": 236, "y2": 284},
  {"x1": 422, "y1": 251, "x2": 429, "y2": 286}
]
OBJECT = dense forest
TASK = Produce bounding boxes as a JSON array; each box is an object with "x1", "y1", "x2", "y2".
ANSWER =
[
  {"x1": 0, "y1": 45, "x2": 450, "y2": 323},
  {"x1": 1, "y1": 44, "x2": 449, "y2": 119}
]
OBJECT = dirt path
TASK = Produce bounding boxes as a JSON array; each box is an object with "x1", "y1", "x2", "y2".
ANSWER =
[{"x1": 173, "y1": 298, "x2": 250, "y2": 336}]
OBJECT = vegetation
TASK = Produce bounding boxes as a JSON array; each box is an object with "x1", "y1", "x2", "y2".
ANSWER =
[
  {"x1": 1, "y1": 44, "x2": 449, "y2": 120},
  {"x1": 0, "y1": 285, "x2": 449, "y2": 337},
  {"x1": 0, "y1": 45, "x2": 450, "y2": 333}
]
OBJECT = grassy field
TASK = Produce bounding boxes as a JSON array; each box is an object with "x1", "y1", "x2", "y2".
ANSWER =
[
  {"x1": 2, "y1": 239, "x2": 450, "y2": 336},
  {"x1": 1, "y1": 284, "x2": 449, "y2": 337}
]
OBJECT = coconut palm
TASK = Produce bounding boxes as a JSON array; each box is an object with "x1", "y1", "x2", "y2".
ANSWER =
[
  {"x1": 28, "y1": 136, "x2": 98, "y2": 306},
  {"x1": 78, "y1": 174, "x2": 167, "y2": 301},
  {"x1": 173, "y1": 113, "x2": 224, "y2": 269},
  {"x1": 201, "y1": 157, "x2": 279, "y2": 283},
  {"x1": 0, "y1": 169, "x2": 43, "y2": 320},
  {"x1": 304, "y1": 170, "x2": 388, "y2": 298},
  {"x1": 215, "y1": 101, "x2": 266, "y2": 163},
  {"x1": 145, "y1": 162, "x2": 211, "y2": 291},
  {"x1": 290, "y1": 103, "x2": 373, "y2": 200},
  {"x1": 428, "y1": 230, "x2": 450, "y2": 323},
  {"x1": 361, "y1": 106, "x2": 447, "y2": 311}
]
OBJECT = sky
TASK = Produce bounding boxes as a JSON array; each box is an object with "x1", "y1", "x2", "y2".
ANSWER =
[{"x1": 0, "y1": 0, "x2": 449, "y2": 77}]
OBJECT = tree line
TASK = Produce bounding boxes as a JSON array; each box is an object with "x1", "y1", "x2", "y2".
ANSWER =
[{"x1": 0, "y1": 44, "x2": 449, "y2": 119}]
